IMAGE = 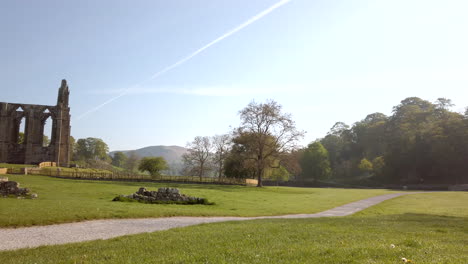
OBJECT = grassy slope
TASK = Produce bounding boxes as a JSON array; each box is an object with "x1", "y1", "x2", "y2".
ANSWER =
[
  {"x1": 0, "y1": 175, "x2": 396, "y2": 227},
  {"x1": 39, "y1": 167, "x2": 113, "y2": 174},
  {"x1": 0, "y1": 163, "x2": 36, "y2": 169},
  {"x1": 0, "y1": 192, "x2": 466, "y2": 263}
]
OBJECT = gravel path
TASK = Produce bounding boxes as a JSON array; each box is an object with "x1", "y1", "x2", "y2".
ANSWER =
[{"x1": 0, "y1": 192, "x2": 416, "y2": 251}]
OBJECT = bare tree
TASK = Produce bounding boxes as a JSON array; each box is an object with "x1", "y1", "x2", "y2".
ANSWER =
[
  {"x1": 182, "y1": 136, "x2": 213, "y2": 179},
  {"x1": 212, "y1": 134, "x2": 232, "y2": 178},
  {"x1": 238, "y1": 100, "x2": 305, "y2": 187}
]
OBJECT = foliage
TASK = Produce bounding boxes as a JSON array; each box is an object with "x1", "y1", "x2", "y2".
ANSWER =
[
  {"x1": 74, "y1": 137, "x2": 110, "y2": 162},
  {"x1": 124, "y1": 151, "x2": 141, "y2": 172},
  {"x1": 17, "y1": 132, "x2": 24, "y2": 144},
  {"x1": 224, "y1": 132, "x2": 261, "y2": 179},
  {"x1": 17, "y1": 132, "x2": 50, "y2": 146},
  {"x1": 236, "y1": 100, "x2": 304, "y2": 186},
  {"x1": 315, "y1": 97, "x2": 468, "y2": 184},
  {"x1": 267, "y1": 166, "x2": 291, "y2": 182},
  {"x1": 358, "y1": 158, "x2": 373, "y2": 173},
  {"x1": 69, "y1": 136, "x2": 76, "y2": 161},
  {"x1": 42, "y1": 135, "x2": 50, "y2": 147},
  {"x1": 372, "y1": 156, "x2": 385, "y2": 178},
  {"x1": 111, "y1": 151, "x2": 128, "y2": 168},
  {"x1": 138, "y1": 157, "x2": 168, "y2": 178},
  {"x1": 300, "y1": 142, "x2": 331, "y2": 182}
]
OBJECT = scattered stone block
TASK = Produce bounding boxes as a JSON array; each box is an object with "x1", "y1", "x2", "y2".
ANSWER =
[
  {"x1": 114, "y1": 187, "x2": 211, "y2": 204},
  {"x1": 0, "y1": 180, "x2": 31, "y2": 197}
]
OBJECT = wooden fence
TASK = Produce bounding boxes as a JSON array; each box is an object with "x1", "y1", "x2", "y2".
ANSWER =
[
  {"x1": 38, "y1": 162, "x2": 56, "y2": 168},
  {"x1": 26, "y1": 168, "x2": 255, "y2": 185}
]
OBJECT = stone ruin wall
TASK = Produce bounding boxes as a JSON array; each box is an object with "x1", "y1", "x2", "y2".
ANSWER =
[{"x1": 0, "y1": 80, "x2": 71, "y2": 166}]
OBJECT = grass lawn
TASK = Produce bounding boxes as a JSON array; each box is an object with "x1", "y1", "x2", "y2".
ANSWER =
[
  {"x1": 0, "y1": 192, "x2": 466, "y2": 263},
  {"x1": 0, "y1": 174, "x2": 397, "y2": 227}
]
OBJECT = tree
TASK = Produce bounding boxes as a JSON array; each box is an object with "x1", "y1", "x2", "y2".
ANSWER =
[
  {"x1": 300, "y1": 142, "x2": 331, "y2": 182},
  {"x1": 358, "y1": 158, "x2": 373, "y2": 175},
  {"x1": 279, "y1": 150, "x2": 302, "y2": 179},
  {"x1": 310, "y1": 96, "x2": 468, "y2": 185},
  {"x1": 124, "y1": 151, "x2": 141, "y2": 172},
  {"x1": 74, "y1": 137, "x2": 110, "y2": 162},
  {"x1": 435, "y1": 98, "x2": 454, "y2": 110},
  {"x1": 237, "y1": 100, "x2": 304, "y2": 187},
  {"x1": 224, "y1": 132, "x2": 260, "y2": 179},
  {"x1": 18, "y1": 132, "x2": 24, "y2": 144},
  {"x1": 112, "y1": 152, "x2": 128, "y2": 168},
  {"x1": 42, "y1": 135, "x2": 50, "y2": 147},
  {"x1": 138, "y1": 157, "x2": 168, "y2": 178},
  {"x1": 182, "y1": 136, "x2": 213, "y2": 179},
  {"x1": 372, "y1": 156, "x2": 385, "y2": 178},
  {"x1": 69, "y1": 136, "x2": 76, "y2": 161},
  {"x1": 269, "y1": 166, "x2": 291, "y2": 183},
  {"x1": 211, "y1": 134, "x2": 231, "y2": 178}
]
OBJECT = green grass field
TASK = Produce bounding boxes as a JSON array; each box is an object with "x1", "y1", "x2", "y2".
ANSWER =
[
  {"x1": 0, "y1": 192, "x2": 466, "y2": 263},
  {"x1": 0, "y1": 174, "x2": 396, "y2": 227}
]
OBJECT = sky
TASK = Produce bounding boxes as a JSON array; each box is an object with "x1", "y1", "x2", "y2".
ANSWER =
[{"x1": 1, "y1": 0, "x2": 468, "y2": 151}]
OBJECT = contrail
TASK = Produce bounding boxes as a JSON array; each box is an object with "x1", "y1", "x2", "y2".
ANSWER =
[{"x1": 77, "y1": 0, "x2": 292, "y2": 120}]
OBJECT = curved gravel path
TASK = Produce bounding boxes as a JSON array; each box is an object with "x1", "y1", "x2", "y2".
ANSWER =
[{"x1": 0, "y1": 192, "x2": 417, "y2": 251}]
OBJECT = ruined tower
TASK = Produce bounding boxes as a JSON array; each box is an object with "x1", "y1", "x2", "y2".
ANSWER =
[{"x1": 0, "y1": 80, "x2": 71, "y2": 166}]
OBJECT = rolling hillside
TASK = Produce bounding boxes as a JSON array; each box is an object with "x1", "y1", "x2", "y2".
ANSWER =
[{"x1": 110, "y1": 145, "x2": 187, "y2": 164}]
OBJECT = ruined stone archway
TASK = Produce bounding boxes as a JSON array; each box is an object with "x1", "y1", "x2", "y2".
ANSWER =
[{"x1": 0, "y1": 80, "x2": 71, "y2": 166}]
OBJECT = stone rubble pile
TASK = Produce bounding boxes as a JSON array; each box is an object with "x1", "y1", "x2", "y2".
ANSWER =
[
  {"x1": 118, "y1": 187, "x2": 206, "y2": 203},
  {"x1": 0, "y1": 178, "x2": 36, "y2": 198}
]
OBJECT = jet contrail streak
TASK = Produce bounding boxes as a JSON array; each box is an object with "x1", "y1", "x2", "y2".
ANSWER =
[{"x1": 77, "y1": 0, "x2": 292, "y2": 120}]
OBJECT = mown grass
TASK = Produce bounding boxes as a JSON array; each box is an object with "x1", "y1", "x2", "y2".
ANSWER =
[
  {"x1": 0, "y1": 174, "x2": 397, "y2": 227},
  {"x1": 0, "y1": 192, "x2": 466, "y2": 263}
]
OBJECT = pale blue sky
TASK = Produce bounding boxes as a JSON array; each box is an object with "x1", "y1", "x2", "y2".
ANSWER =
[{"x1": 1, "y1": 0, "x2": 467, "y2": 151}]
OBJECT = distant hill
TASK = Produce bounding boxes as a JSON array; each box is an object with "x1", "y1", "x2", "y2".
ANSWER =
[{"x1": 110, "y1": 145, "x2": 187, "y2": 164}]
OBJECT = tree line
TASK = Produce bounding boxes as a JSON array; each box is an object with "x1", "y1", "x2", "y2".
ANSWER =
[
  {"x1": 69, "y1": 97, "x2": 468, "y2": 187},
  {"x1": 304, "y1": 97, "x2": 468, "y2": 185}
]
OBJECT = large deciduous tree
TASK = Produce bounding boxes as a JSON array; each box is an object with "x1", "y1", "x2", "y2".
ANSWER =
[
  {"x1": 138, "y1": 157, "x2": 168, "y2": 178},
  {"x1": 237, "y1": 100, "x2": 304, "y2": 187},
  {"x1": 75, "y1": 137, "x2": 110, "y2": 162},
  {"x1": 182, "y1": 136, "x2": 213, "y2": 179}
]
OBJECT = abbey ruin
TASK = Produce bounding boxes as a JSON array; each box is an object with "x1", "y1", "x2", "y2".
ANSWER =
[{"x1": 0, "y1": 80, "x2": 71, "y2": 166}]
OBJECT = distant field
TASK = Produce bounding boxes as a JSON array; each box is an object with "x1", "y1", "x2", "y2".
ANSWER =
[
  {"x1": 0, "y1": 192, "x2": 466, "y2": 263},
  {"x1": 0, "y1": 175, "x2": 397, "y2": 227}
]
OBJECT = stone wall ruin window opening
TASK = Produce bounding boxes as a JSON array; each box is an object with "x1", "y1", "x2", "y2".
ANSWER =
[
  {"x1": 16, "y1": 107, "x2": 26, "y2": 145},
  {"x1": 42, "y1": 109, "x2": 53, "y2": 147}
]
